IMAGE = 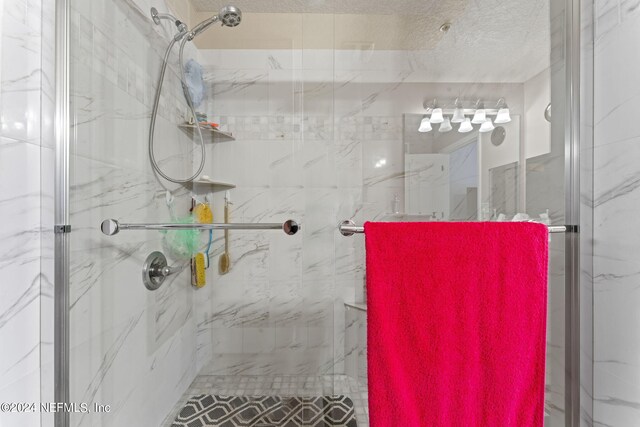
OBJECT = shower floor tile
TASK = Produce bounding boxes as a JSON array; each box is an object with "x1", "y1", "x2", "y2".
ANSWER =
[
  {"x1": 171, "y1": 395, "x2": 357, "y2": 427},
  {"x1": 162, "y1": 375, "x2": 368, "y2": 427}
]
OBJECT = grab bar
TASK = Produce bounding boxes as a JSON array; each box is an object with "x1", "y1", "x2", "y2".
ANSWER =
[
  {"x1": 100, "y1": 219, "x2": 300, "y2": 236},
  {"x1": 338, "y1": 220, "x2": 571, "y2": 236}
]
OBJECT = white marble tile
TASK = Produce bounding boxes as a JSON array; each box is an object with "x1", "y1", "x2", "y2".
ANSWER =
[
  {"x1": 592, "y1": 1, "x2": 640, "y2": 425},
  {"x1": 0, "y1": 142, "x2": 41, "y2": 414}
]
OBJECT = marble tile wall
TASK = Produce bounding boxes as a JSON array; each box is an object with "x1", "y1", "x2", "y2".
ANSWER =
[
  {"x1": 193, "y1": 48, "x2": 567, "y2": 418},
  {"x1": 0, "y1": 0, "x2": 52, "y2": 426},
  {"x1": 64, "y1": 0, "x2": 203, "y2": 426},
  {"x1": 0, "y1": 1, "x2": 583, "y2": 425},
  {"x1": 592, "y1": 0, "x2": 640, "y2": 426},
  {"x1": 580, "y1": 1, "x2": 595, "y2": 426}
]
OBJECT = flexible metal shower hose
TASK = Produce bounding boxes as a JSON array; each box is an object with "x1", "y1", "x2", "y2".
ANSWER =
[{"x1": 148, "y1": 36, "x2": 205, "y2": 184}]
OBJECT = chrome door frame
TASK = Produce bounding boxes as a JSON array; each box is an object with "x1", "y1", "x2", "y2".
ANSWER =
[
  {"x1": 54, "y1": 0, "x2": 70, "y2": 425},
  {"x1": 564, "y1": 0, "x2": 585, "y2": 426}
]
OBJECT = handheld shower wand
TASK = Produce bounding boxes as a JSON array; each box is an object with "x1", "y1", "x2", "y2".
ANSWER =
[
  {"x1": 188, "y1": 6, "x2": 242, "y2": 40},
  {"x1": 148, "y1": 5, "x2": 242, "y2": 184}
]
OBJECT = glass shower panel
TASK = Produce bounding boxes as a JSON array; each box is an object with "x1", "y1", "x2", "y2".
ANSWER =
[
  {"x1": 65, "y1": 0, "x2": 571, "y2": 426},
  {"x1": 336, "y1": 2, "x2": 567, "y2": 426},
  {"x1": 69, "y1": 0, "x2": 343, "y2": 425}
]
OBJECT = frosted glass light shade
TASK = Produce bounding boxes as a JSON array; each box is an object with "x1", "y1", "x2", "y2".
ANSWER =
[
  {"x1": 458, "y1": 118, "x2": 473, "y2": 133},
  {"x1": 430, "y1": 108, "x2": 444, "y2": 123},
  {"x1": 438, "y1": 117, "x2": 452, "y2": 132},
  {"x1": 494, "y1": 107, "x2": 511, "y2": 123},
  {"x1": 471, "y1": 109, "x2": 486, "y2": 124},
  {"x1": 479, "y1": 118, "x2": 495, "y2": 133},
  {"x1": 418, "y1": 117, "x2": 432, "y2": 132},
  {"x1": 451, "y1": 107, "x2": 465, "y2": 123}
]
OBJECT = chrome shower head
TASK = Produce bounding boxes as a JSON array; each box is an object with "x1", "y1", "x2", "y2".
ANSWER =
[
  {"x1": 188, "y1": 5, "x2": 242, "y2": 39},
  {"x1": 218, "y1": 5, "x2": 242, "y2": 27}
]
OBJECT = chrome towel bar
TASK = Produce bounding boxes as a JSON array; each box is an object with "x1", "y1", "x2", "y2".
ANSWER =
[
  {"x1": 338, "y1": 220, "x2": 571, "y2": 237},
  {"x1": 101, "y1": 219, "x2": 300, "y2": 236}
]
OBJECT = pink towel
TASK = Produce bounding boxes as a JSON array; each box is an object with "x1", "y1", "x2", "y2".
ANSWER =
[{"x1": 365, "y1": 222, "x2": 548, "y2": 427}]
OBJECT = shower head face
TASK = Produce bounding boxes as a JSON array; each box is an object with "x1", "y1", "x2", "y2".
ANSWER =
[{"x1": 219, "y1": 5, "x2": 242, "y2": 27}]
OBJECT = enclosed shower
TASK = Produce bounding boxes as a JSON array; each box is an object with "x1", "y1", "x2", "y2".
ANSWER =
[{"x1": 35, "y1": 0, "x2": 588, "y2": 426}]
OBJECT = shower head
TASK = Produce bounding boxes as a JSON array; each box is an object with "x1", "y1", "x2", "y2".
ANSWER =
[
  {"x1": 218, "y1": 5, "x2": 242, "y2": 27},
  {"x1": 188, "y1": 5, "x2": 242, "y2": 39}
]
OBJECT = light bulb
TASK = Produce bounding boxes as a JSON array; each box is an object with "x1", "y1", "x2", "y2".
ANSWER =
[
  {"x1": 458, "y1": 118, "x2": 473, "y2": 133},
  {"x1": 418, "y1": 117, "x2": 432, "y2": 132},
  {"x1": 479, "y1": 118, "x2": 495, "y2": 133},
  {"x1": 471, "y1": 109, "x2": 486, "y2": 124},
  {"x1": 438, "y1": 117, "x2": 452, "y2": 132},
  {"x1": 429, "y1": 108, "x2": 444, "y2": 123},
  {"x1": 451, "y1": 107, "x2": 465, "y2": 123},
  {"x1": 494, "y1": 107, "x2": 511, "y2": 124}
]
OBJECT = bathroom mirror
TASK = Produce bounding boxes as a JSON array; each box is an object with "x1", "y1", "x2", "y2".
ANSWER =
[{"x1": 403, "y1": 113, "x2": 522, "y2": 220}]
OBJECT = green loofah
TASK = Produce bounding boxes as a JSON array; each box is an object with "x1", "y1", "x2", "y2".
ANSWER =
[{"x1": 161, "y1": 215, "x2": 200, "y2": 260}]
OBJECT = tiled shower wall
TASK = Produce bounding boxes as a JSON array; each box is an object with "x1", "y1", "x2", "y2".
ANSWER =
[
  {"x1": 592, "y1": 0, "x2": 640, "y2": 425},
  {"x1": 65, "y1": 0, "x2": 203, "y2": 426},
  {"x1": 191, "y1": 47, "x2": 560, "y2": 386},
  {"x1": 0, "y1": 0, "x2": 54, "y2": 426}
]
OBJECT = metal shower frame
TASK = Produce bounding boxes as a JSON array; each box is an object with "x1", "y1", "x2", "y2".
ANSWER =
[{"x1": 52, "y1": 1, "x2": 586, "y2": 427}]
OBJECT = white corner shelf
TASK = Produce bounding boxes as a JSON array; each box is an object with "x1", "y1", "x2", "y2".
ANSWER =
[
  {"x1": 188, "y1": 177, "x2": 236, "y2": 192},
  {"x1": 178, "y1": 123, "x2": 235, "y2": 142},
  {"x1": 344, "y1": 302, "x2": 367, "y2": 312}
]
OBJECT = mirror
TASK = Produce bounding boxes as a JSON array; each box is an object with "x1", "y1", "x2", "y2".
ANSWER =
[{"x1": 403, "y1": 113, "x2": 521, "y2": 221}]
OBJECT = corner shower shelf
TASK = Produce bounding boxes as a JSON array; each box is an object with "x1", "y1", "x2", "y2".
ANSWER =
[
  {"x1": 344, "y1": 302, "x2": 367, "y2": 312},
  {"x1": 189, "y1": 177, "x2": 236, "y2": 192},
  {"x1": 178, "y1": 123, "x2": 235, "y2": 142}
]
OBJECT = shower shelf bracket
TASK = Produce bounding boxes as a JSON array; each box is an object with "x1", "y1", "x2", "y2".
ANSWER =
[
  {"x1": 178, "y1": 123, "x2": 235, "y2": 142},
  {"x1": 186, "y1": 178, "x2": 236, "y2": 191}
]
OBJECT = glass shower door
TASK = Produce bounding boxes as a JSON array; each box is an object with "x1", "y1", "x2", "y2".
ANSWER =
[
  {"x1": 60, "y1": 0, "x2": 580, "y2": 426},
  {"x1": 67, "y1": 1, "x2": 210, "y2": 426}
]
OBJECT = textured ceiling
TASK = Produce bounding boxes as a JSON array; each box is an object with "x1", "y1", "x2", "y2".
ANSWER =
[
  {"x1": 186, "y1": 0, "x2": 550, "y2": 82},
  {"x1": 191, "y1": 0, "x2": 448, "y2": 14}
]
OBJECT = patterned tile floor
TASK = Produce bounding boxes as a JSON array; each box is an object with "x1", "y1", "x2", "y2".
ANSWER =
[{"x1": 162, "y1": 375, "x2": 368, "y2": 427}]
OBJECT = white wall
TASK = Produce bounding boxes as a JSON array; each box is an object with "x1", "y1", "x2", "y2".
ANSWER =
[
  {"x1": 524, "y1": 69, "x2": 552, "y2": 159},
  {"x1": 479, "y1": 116, "x2": 521, "y2": 215}
]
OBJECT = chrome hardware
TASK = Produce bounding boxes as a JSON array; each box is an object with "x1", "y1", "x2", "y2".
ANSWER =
[
  {"x1": 544, "y1": 102, "x2": 552, "y2": 122},
  {"x1": 282, "y1": 219, "x2": 300, "y2": 235},
  {"x1": 100, "y1": 219, "x2": 300, "y2": 236},
  {"x1": 101, "y1": 219, "x2": 119, "y2": 235},
  {"x1": 338, "y1": 220, "x2": 570, "y2": 236},
  {"x1": 54, "y1": 225, "x2": 71, "y2": 234},
  {"x1": 339, "y1": 220, "x2": 363, "y2": 236},
  {"x1": 142, "y1": 251, "x2": 175, "y2": 291}
]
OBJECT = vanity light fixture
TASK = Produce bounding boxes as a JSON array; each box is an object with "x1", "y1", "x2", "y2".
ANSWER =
[
  {"x1": 494, "y1": 98, "x2": 511, "y2": 124},
  {"x1": 451, "y1": 101, "x2": 465, "y2": 123},
  {"x1": 439, "y1": 117, "x2": 452, "y2": 132},
  {"x1": 471, "y1": 100, "x2": 486, "y2": 124},
  {"x1": 458, "y1": 118, "x2": 473, "y2": 133},
  {"x1": 479, "y1": 118, "x2": 495, "y2": 133},
  {"x1": 430, "y1": 108, "x2": 444, "y2": 124},
  {"x1": 418, "y1": 117, "x2": 432, "y2": 132}
]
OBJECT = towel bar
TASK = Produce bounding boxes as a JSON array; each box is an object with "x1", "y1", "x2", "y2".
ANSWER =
[
  {"x1": 338, "y1": 220, "x2": 573, "y2": 237},
  {"x1": 100, "y1": 219, "x2": 300, "y2": 236}
]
